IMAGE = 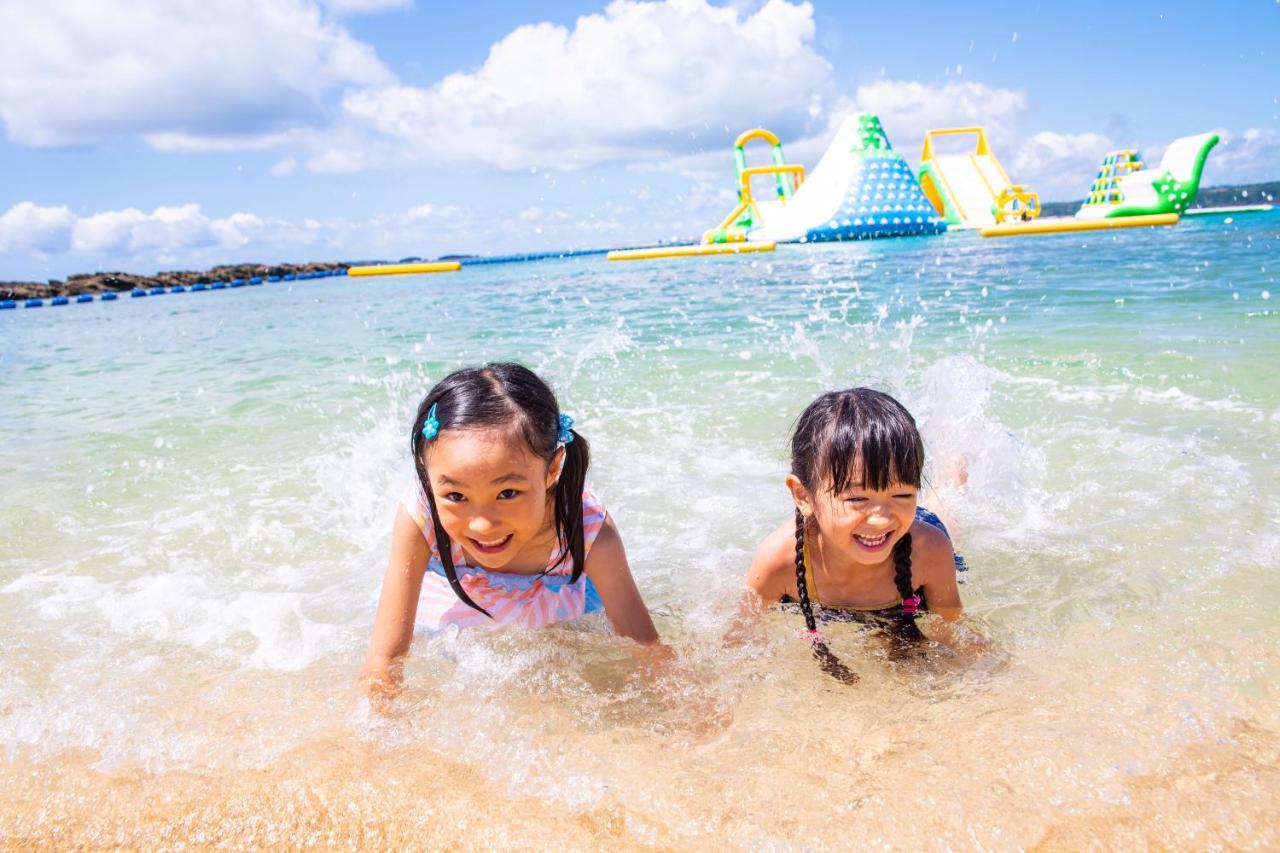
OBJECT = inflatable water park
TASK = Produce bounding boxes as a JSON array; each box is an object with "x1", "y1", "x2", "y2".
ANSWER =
[
  {"x1": 1, "y1": 112, "x2": 1270, "y2": 305},
  {"x1": 606, "y1": 112, "x2": 1251, "y2": 261}
]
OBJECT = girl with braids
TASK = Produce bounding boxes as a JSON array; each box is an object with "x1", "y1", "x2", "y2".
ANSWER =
[
  {"x1": 745, "y1": 387, "x2": 967, "y2": 682},
  {"x1": 360, "y1": 362, "x2": 660, "y2": 698}
]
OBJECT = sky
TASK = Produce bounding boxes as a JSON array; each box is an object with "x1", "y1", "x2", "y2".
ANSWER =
[{"x1": 1, "y1": 0, "x2": 1276, "y2": 281}]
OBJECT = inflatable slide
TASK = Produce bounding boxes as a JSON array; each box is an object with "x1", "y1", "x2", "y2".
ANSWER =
[
  {"x1": 916, "y1": 127, "x2": 1039, "y2": 229},
  {"x1": 704, "y1": 114, "x2": 945, "y2": 245},
  {"x1": 1076, "y1": 132, "x2": 1220, "y2": 220}
]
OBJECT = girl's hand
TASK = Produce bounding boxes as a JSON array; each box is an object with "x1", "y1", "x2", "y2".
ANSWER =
[
  {"x1": 357, "y1": 656, "x2": 404, "y2": 715},
  {"x1": 631, "y1": 642, "x2": 731, "y2": 737}
]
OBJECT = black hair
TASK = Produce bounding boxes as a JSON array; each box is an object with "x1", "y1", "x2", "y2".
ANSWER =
[
  {"x1": 789, "y1": 388, "x2": 926, "y2": 678},
  {"x1": 410, "y1": 362, "x2": 588, "y2": 617}
]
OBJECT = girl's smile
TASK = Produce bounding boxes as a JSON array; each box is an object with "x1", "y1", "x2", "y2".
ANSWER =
[
  {"x1": 852, "y1": 530, "x2": 894, "y2": 552},
  {"x1": 468, "y1": 533, "x2": 514, "y2": 555},
  {"x1": 424, "y1": 427, "x2": 562, "y2": 573},
  {"x1": 789, "y1": 468, "x2": 920, "y2": 570}
]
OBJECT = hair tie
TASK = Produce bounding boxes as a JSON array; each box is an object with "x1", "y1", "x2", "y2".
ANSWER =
[
  {"x1": 421, "y1": 403, "x2": 440, "y2": 440},
  {"x1": 557, "y1": 413, "x2": 574, "y2": 446}
]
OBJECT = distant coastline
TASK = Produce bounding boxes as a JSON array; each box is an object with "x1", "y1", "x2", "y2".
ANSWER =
[{"x1": 4, "y1": 180, "x2": 1276, "y2": 300}]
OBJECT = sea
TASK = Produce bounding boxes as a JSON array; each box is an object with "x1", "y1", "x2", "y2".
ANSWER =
[{"x1": 1, "y1": 211, "x2": 1277, "y2": 847}]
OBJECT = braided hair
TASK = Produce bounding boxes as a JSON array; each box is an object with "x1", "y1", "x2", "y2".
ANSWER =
[
  {"x1": 410, "y1": 363, "x2": 589, "y2": 616},
  {"x1": 789, "y1": 388, "x2": 926, "y2": 678},
  {"x1": 793, "y1": 509, "x2": 858, "y2": 683}
]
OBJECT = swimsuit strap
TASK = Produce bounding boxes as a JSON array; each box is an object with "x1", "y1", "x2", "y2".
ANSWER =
[{"x1": 802, "y1": 524, "x2": 911, "y2": 613}]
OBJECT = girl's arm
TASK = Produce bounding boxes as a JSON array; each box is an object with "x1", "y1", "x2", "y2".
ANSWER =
[
  {"x1": 583, "y1": 515, "x2": 660, "y2": 644},
  {"x1": 912, "y1": 520, "x2": 988, "y2": 651},
  {"x1": 359, "y1": 506, "x2": 430, "y2": 698},
  {"x1": 912, "y1": 520, "x2": 963, "y2": 622}
]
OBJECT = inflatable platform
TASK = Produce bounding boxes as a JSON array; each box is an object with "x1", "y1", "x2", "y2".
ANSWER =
[
  {"x1": 348, "y1": 261, "x2": 460, "y2": 276},
  {"x1": 607, "y1": 242, "x2": 775, "y2": 261},
  {"x1": 1076, "y1": 132, "x2": 1219, "y2": 220},
  {"x1": 917, "y1": 127, "x2": 1040, "y2": 229},
  {"x1": 981, "y1": 212, "x2": 1178, "y2": 238},
  {"x1": 704, "y1": 114, "x2": 945, "y2": 245}
]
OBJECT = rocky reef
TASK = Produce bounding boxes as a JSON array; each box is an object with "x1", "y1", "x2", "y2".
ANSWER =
[{"x1": 1, "y1": 261, "x2": 352, "y2": 300}]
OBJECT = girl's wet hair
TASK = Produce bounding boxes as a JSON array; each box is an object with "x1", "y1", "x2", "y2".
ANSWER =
[
  {"x1": 791, "y1": 387, "x2": 924, "y2": 496},
  {"x1": 790, "y1": 388, "x2": 927, "y2": 681},
  {"x1": 410, "y1": 362, "x2": 588, "y2": 617}
]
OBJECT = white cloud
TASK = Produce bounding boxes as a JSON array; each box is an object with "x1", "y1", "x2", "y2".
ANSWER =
[
  {"x1": 73, "y1": 208, "x2": 151, "y2": 253},
  {"x1": 0, "y1": 202, "x2": 76, "y2": 255},
  {"x1": 0, "y1": 200, "x2": 473, "y2": 276},
  {"x1": 1009, "y1": 131, "x2": 1114, "y2": 200},
  {"x1": 269, "y1": 157, "x2": 300, "y2": 177},
  {"x1": 334, "y1": 0, "x2": 832, "y2": 171},
  {"x1": 1201, "y1": 127, "x2": 1280, "y2": 186},
  {"x1": 850, "y1": 79, "x2": 1027, "y2": 157},
  {"x1": 0, "y1": 0, "x2": 392, "y2": 148}
]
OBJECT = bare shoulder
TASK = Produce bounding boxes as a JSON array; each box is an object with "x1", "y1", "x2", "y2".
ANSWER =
[
  {"x1": 909, "y1": 516, "x2": 955, "y2": 585},
  {"x1": 586, "y1": 513, "x2": 625, "y2": 570},
  {"x1": 746, "y1": 520, "x2": 797, "y2": 601}
]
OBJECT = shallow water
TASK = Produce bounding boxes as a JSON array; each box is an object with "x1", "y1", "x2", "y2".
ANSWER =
[{"x1": 2, "y1": 213, "x2": 1278, "y2": 847}]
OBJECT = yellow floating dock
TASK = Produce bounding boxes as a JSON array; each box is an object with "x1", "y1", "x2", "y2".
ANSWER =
[
  {"x1": 981, "y1": 213, "x2": 1178, "y2": 238},
  {"x1": 607, "y1": 242, "x2": 776, "y2": 261},
  {"x1": 347, "y1": 261, "x2": 461, "y2": 276}
]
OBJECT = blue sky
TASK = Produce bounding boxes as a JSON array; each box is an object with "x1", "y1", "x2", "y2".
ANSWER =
[{"x1": 1, "y1": 0, "x2": 1276, "y2": 281}]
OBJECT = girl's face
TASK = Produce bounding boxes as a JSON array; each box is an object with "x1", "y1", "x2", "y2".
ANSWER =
[
  {"x1": 788, "y1": 464, "x2": 919, "y2": 566},
  {"x1": 424, "y1": 428, "x2": 562, "y2": 571}
]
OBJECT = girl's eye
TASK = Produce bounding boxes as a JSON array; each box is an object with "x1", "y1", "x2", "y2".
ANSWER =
[
  {"x1": 893, "y1": 493, "x2": 916, "y2": 500},
  {"x1": 497, "y1": 488, "x2": 520, "y2": 500},
  {"x1": 844, "y1": 496, "x2": 867, "y2": 504},
  {"x1": 443, "y1": 492, "x2": 466, "y2": 503}
]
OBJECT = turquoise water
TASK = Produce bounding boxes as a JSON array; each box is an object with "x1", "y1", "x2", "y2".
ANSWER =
[{"x1": 2, "y1": 213, "x2": 1278, "y2": 845}]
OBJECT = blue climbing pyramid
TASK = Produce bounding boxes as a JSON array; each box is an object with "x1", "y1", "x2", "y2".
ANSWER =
[{"x1": 801, "y1": 114, "x2": 946, "y2": 242}]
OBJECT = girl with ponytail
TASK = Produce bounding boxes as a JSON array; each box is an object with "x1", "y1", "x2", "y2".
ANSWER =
[
  {"x1": 361, "y1": 363, "x2": 659, "y2": 698},
  {"x1": 745, "y1": 388, "x2": 967, "y2": 683}
]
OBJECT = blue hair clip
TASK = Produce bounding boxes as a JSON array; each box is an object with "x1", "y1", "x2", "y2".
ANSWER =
[
  {"x1": 557, "y1": 413, "x2": 574, "y2": 446},
  {"x1": 421, "y1": 403, "x2": 440, "y2": 440}
]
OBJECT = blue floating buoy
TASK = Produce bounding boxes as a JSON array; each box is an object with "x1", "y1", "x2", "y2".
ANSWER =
[
  {"x1": 0, "y1": 300, "x2": 16, "y2": 310},
  {"x1": 102, "y1": 291, "x2": 118, "y2": 301},
  {"x1": 249, "y1": 276, "x2": 263, "y2": 284},
  {"x1": 25, "y1": 298, "x2": 44, "y2": 307},
  {"x1": 267, "y1": 275, "x2": 281, "y2": 282},
  {"x1": 148, "y1": 287, "x2": 165, "y2": 295},
  {"x1": 230, "y1": 280, "x2": 245, "y2": 288},
  {"x1": 131, "y1": 289, "x2": 147, "y2": 298},
  {"x1": 170, "y1": 285, "x2": 186, "y2": 293},
  {"x1": 77, "y1": 294, "x2": 94, "y2": 303},
  {"x1": 52, "y1": 295, "x2": 69, "y2": 306},
  {"x1": 212, "y1": 282, "x2": 228, "y2": 290},
  {"x1": 283, "y1": 274, "x2": 296, "y2": 281},
  {"x1": 192, "y1": 283, "x2": 208, "y2": 292}
]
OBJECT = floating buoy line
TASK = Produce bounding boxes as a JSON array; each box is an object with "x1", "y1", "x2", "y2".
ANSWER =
[{"x1": 0, "y1": 269, "x2": 348, "y2": 311}]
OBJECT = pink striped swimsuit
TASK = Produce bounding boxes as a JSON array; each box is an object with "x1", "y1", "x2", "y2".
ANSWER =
[{"x1": 402, "y1": 481, "x2": 608, "y2": 631}]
